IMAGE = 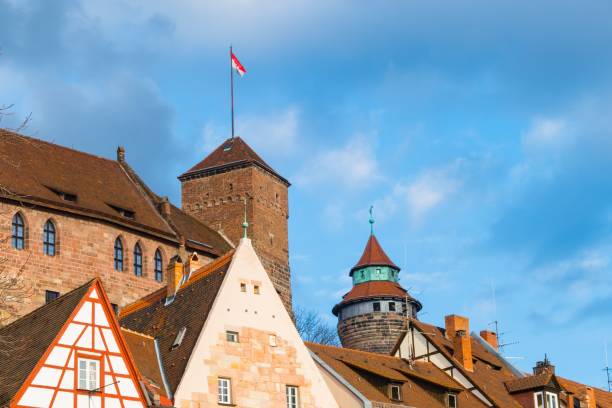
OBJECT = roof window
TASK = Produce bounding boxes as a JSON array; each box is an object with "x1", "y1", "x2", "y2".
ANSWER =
[
  {"x1": 389, "y1": 383, "x2": 402, "y2": 401},
  {"x1": 46, "y1": 186, "x2": 77, "y2": 202},
  {"x1": 108, "y1": 203, "x2": 135, "y2": 219},
  {"x1": 172, "y1": 327, "x2": 187, "y2": 349}
]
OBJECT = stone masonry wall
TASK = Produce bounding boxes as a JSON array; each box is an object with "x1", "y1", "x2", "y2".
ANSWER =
[
  {"x1": 178, "y1": 328, "x2": 317, "y2": 408},
  {"x1": 181, "y1": 166, "x2": 292, "y2": 311},
  {"x1": 338, "y1": 309, "x2": 407, "y2": 354},
  {"x1": 0, "y1": 201, "x2": 190, "y2": 323}
]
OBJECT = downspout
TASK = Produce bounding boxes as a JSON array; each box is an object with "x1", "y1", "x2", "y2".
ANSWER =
[
  {"x1": 309, "y1": 351, "x2": 372, "y2": 408},
  {"x1": 154, "y1": 338, "x2": 173, "y2": 402}
]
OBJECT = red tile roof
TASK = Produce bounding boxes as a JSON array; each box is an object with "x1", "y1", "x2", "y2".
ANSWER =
[
  {"x1": 505, "y1": 372, "x2": 556, "y2": 393},
  {"x1": 558, "y1": 376, "x2": 612, "y2": 407},
  {"x1": 352, "y1": 234, "x2": 398, "y2": 273},
  {"x1": 179, "y1": 136, "x2": 289, "y2": 185},
  {"x1": 0, "y1": 129, "x2": 230, "y2": 256}
]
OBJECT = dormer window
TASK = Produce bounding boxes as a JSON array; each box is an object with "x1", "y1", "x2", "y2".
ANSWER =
[
  {"x1": 172, "y1": 327, "x2": 187, "y2": 349},
  {"x1": 108, "y1": 203, "x2": 135, "y2": 219},
  {"x1": 448, "y1": 393, "x2": 458, "y2": 408},
  {"x1": 46, "y1": 186, "x2": 78, "y2": 202},
  {"x1": 389, "y1": 383, "x2": 402, "y2": 401}
]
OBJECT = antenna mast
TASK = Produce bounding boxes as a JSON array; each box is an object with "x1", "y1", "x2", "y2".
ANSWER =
[{"x1": 604, "y1": 341, "x2": 612, "y2": 392}]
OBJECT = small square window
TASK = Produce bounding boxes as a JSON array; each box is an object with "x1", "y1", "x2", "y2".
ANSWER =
[
  {"x1": 388, "y1": 302, "x2": 396, "y2": 312},
  {"x1": 373, "y1": 302, "x2": 381, "y2": 312},
  {"x1": 269, "y1": 334, "x2": 277, "y2": 347},
  {"x1": 254, "y1": 285, "x2": 260, "y2": 294},
  {"x1": 240, "y1": 282, "x2": 247, "y2": 292},
  {"x1": 45, "y1": 290, "x2": 60, "y2": 304},
  {"x1": 448, "y1": 393, "x2": 457, "y2": 408},
  {"x1": 390, "y1": 384, "x2": 402, "y2": 401},
  {"x1": 226, "y1": 331, "x2": 239, "y2": 343}
]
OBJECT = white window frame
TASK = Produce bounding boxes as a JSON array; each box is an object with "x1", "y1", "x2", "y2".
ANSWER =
[
  {"x1": 546, "y1": 392, "x2": 559, "y2": 408},
  {"x1": 218, "y1": 377, "x2": 232, "y2": 404},
  {"x1": 448, "y1": 393, "x2": 458, "y2": 408},
  {"x1": 226, "y1": 331, "x2": 239, "y2": 343},
  {"x1": 389, "y1": 384, "x2": 402, "y2": 401},
  {"x1": 269, "y1": 334, "x2": 277, "y2": 347},
  {"x1": 78, "y1": 358, "x2": 100, "y2": 391},
  {"x1": 534, "y1": 391, "x2": 544, "y2": 408},
  {"x1": 286, "y1": 385, "x2": 299, "y2": 408}
]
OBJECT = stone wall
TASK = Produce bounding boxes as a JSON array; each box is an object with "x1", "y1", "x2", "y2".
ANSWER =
[
  {"x1": 0, "y1": 201, "x2": 192, "y2": 322},
  {"x1": 181, "y1": 165, "x2": 292, "y2": 311},
  {"x1": 338, "y1": 309, "x2": 407, "y2": 354},
  {"x1": 177, "y1": 328, "x2": 318, "y2": 408}
]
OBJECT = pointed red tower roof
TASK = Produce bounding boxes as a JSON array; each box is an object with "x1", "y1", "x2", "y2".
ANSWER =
[
  {"x1": 179, "y1": 136, "x2": 289, "y2": 185},
  {"x1": 351, "y1": 234, "x2": 399, "y2": 273}
]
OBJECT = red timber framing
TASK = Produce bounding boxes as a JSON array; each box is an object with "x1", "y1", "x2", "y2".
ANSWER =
[{"x1": 10, "y1": 279, "x2": 148, "y2": 408}]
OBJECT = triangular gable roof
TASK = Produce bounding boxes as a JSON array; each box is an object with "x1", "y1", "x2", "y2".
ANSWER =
[
  {"x1": 505, "y1": 371, "x2": 560, "y2": 393},
  {"x1": 1, "y1": 279, "x2": 148, "y2": 407},
  {"x1": 0, "y1": 281, "x2": 92, "y2": 406},
  {"x1": 178, "y1": 136, "x2": 289, "y2": 185},
  {"x1": 352, "y1": 234, "x2": 398, "y2": 273},
  {"x1": 120, "y1": 251, "x2": 235, "y2": 395}
]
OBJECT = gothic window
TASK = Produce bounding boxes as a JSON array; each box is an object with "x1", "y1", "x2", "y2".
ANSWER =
[
  {"x1": 11, "y1": 213, "x2": 25, "y2": 250},
  {"x1": 133, "y1": 243, "x2": 143, "y2": 277},
  {"x1": 43, "y1": 219, "x2": 56, "y2": 256},
  {"x1": 114, "y1": 238, "x2": 124, "y2": 271},
  {"x1": 154, "y1": 249, "x2": 163, "y2": 282}
]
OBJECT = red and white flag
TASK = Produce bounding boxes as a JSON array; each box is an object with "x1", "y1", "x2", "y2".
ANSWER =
[{"x1": 231, "y1": 52, "x2": 246, "y2": 77}]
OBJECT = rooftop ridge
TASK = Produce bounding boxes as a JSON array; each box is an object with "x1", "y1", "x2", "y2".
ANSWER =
[
  {"x1": 119, "y1": 287, "x2": 167, "y2": 318},
  {"x1": 120, "y1": 326, "x2": 155, "y2": 340},
  {"x1": 182, "y1": 249, "x2": 235, "y2": 288}
]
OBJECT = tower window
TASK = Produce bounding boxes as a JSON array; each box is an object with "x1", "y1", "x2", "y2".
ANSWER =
[
  {"x1": 389, "y1": 384, "x2": 402, "y2": 401},
  {"x1": 11, "y1": 213, "x2": 25, "y2": 250},
  {"x1": 114, "y1": 238, "x2": 124, "y2": 271},
  {"x1": 388, "y1": 302, "x2": 396, "y2": 312},
  {"x1": 373, "y1": 302, "x2": 381, "y2": 312},
  {"x1": 45, "y1": 290, "x2": 60, "y2": 304},
  {"x1": 154, "y1": 249, "x2": 163, "y2": 282},
  {"x1": 229, "y1": 183, "x2": 233, "y2": 192},
  {"x1": 43, "y1": 219, "x2": 56, "y2": 256},
  {"x1": 133, "y1": 243, "x2": 143, "y2": 276}
]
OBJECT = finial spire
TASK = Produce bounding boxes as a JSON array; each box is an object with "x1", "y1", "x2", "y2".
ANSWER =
[
  {"x1": 369, "y1": 205, "x2": 375, "y2": 235},
  {"x1": 242, "y1": 197, "x2": 249, "y2": 238}
]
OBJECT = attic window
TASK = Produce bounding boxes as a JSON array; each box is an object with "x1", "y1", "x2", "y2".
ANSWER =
[
  {"x1": 172, "y1": 327, "x2": 187, "y2": 349},
  {"x1": 223, "y1": 144, "x2": 232, "y2": 152},
  {"x1": 448, "y1": 393, "x2": 457, "y2": 408},
  {"x1": 47, "y1": 186, "x2": 78, "y2": 202},
  {"x1": 389, "y1": 384, "x2": 402, "y2": 401},
  {"x1": 108, "y1": 204, "x2": 135, "y2": 219}
]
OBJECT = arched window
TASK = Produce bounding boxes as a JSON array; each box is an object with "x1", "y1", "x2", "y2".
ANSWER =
[
  {"x1": 11, "y1": 213, "x2": 25, "y2": 250},
  {"x1": 154, "y1": 249, "x2": 163, "y2": 282},
  {"x1": 43, "y1": 220, "x2": 56, "y2": 256},
  {"x1": 114, "y1": 238, "x2": 124, "y2": 271},
  {"x1": 133, "y1": 243, "x2": 143, "y2": 277}
]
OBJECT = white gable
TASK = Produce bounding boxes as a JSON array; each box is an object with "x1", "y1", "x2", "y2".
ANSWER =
[
  {"x1": 15, "y1": 283, "x2": 146, "y2": 408},
  {"x1": 175, "y1": 238, "x2": 339, "y2": 407}
]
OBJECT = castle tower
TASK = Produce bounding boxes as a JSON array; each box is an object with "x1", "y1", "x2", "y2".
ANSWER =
[
  {"x1": 179, "y1": 136, "x2": 292, "y2": 311},
  {"x1": 333, "y1": 213, "x2": 422, "y2": 354}
]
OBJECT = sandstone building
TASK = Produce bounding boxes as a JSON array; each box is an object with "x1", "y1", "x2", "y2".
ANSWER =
[{"x1": 0, "y1": 130, "x2": 290, "y2": 321}]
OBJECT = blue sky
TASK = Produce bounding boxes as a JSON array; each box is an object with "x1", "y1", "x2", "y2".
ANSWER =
[{"x1": 2, "y1": 0, "x2": 612, "y2": 388}]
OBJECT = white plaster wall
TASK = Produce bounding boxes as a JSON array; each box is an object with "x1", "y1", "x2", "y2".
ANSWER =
[{"x1": 175, "y1": 238, "x2": 339, "y2": 407}]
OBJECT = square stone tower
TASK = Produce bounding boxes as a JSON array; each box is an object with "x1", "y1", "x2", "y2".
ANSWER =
[{"x1": 179, "y1": 137, "x2": 292, "y2": 311}]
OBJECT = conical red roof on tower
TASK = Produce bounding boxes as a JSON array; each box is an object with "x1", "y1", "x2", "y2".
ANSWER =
[{"x1": 352, "y1": 234, "x2": 399, "y2": 272}]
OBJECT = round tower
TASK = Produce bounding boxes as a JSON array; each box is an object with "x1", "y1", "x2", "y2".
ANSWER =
[{"x1": 333, "y1": 211, "x2": 422, "y2": 354}]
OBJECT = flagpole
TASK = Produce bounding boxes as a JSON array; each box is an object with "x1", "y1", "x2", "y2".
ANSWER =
[{"x1": 230, "y1": 45, "x2": 235, "y2": 139}]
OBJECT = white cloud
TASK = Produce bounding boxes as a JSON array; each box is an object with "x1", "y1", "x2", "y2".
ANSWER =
[
  {"x1": 522, "y1": 117, "x2": 572, "y2": 153},
  {"x1": 200, "y1": 106, "x2": 300, "y2": 157},
  {"x1": 295, "y1": 135, "x2": 381, "y2": 190}
]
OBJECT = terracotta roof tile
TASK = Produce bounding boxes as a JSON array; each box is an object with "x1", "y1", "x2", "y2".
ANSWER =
[
  {"x1": 333, "y1": 281, "x2": 418, "y2": 315},
  {"x1": 505, "y1": 372, "x2": 555, "y2": 393},
  {"x1": 558, "y1": 376, "x2": 612, "y2": 407},
  {"x1": 0, "y1": 280, "x2": 93, "y2": 405},
  {"x1": 121, "y1": 328, "x2": 167, "y2": 399},
  {"x1": 120, "y1": 252, "x2": 234, "y2": 394},
  {"x1": 179, "y1": 136, "x2": 289, "y2": 185},
  {"x1": 307, "y1": 342, "x2": 487, "y2": 407},
  {"x1": 352, "y1": 234, "x2": 398, "y2": 272},
  {"x1": 0, "y1": 129, "x2": 230, "y2": 256}
]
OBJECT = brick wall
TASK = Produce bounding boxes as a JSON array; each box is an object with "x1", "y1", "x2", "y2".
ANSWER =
[
  {"x1": 181, "y1": 165, "x2": 292, "y2": 311},
  {"x1": 338, "y1": 310, "x2": 407, "y2": 354},
  {"x1": 0, "y1": 201, "x2": 208, "y2": 323}
]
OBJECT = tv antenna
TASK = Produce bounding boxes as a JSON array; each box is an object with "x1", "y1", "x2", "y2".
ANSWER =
[
  {"x1": 489, "y1": 320, "x2": 519, "y2": 354},
  {"x1": 604, "y1": 340, "x2": 612, "y2": 392}
]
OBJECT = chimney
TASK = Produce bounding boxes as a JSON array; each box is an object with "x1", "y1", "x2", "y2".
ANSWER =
[
  {"x1": 453, "y1": 330, "x2": 474, "y2": 372},
  {"x1": 160, "y1": 196, "x2": 171, "y2": 218},
  {"x1": 445, "y1": 314, "x2": 470, "y2": 340},
  {"x1": 480, "y1": 330, "x2": 499, "y2": 351},
  {"x1": 533, "y1": 355, "x2": 555, "y2": 375},
  {"x1": 187, "y1": 252, "x2": 203, "y2": 274},
  {"x1": 166, "y1": 256, "x2": 184, "y2": 297},
  {"x1": 585, "y1": 387, "x2": 596, "y2": 408},
  {"x1": 117, "y1": 146, "x2": 125, "y2": 162}
]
